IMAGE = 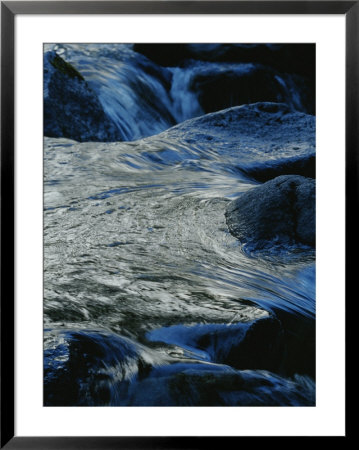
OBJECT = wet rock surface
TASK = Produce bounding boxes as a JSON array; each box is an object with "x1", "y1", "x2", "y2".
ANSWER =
[
  {"x1": 44, "y1": 329, "x2": 155, "y2": 406},
  {"x1": 44, "y1": 44, "x2": 315, "y2": 142},
  {"x1": 44, "y1": 329, "x2": 314, "y2": 406},
  {"x1": 225, "y1": 175, "x2": 315, "y2": 251},
  {"x1": 242, "y1": 154, "x2": 315, "y2": 182},
  {"x1": 190, "y1": 64, "x2": 312, "y2": 115},
  {"x1": 133, "y1": 43, "x2": 315, "y2": 115},
  {"x1": 133, "y1": 43, "x2": 315, "y2": 77},
  {"x1": 44, "y1": 51, "x2": 123, "y2": 142},
  {"x1": 147, "y1": 317, "x2": 284, "y2": 372},
  {"x1": 43, "y1": 44, "x2": 316, "y2": 407},
  {"x1": 125, "y1": 363, "x2": 315, "y2": 407},
  {"x1": 160, "y1": 102, "x2": 315, "y2": 180}
]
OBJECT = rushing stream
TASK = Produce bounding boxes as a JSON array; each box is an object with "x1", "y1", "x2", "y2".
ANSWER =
[{"x1": 44, "y1": 44, "x2": 315, "y2": 406}]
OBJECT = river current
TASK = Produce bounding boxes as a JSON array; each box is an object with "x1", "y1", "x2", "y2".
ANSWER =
[{"x1": 44, "y1": 44, "x2": 315, "y2": 406}]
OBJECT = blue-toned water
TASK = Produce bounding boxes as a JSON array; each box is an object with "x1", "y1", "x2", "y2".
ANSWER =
[
  {"x1": 45, "y1": 43, "x2": 313, "y2": 141},
  {"x1": 44, "y1": 44, "x2": 315, "y2": 406}
]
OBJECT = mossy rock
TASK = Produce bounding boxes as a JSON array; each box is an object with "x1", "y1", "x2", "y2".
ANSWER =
[{"x1": 49, "y1": 53, "x2": 85, "y2": 81}]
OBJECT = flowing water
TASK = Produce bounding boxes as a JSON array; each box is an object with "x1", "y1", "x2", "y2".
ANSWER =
[
  {"x1": 44, "y1": 44, "x2": 315, "y2": 407},
  {"x1": 46, "y1": 43, "x2": 312, "y2": 141}
]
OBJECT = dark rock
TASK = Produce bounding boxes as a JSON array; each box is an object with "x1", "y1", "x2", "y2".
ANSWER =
[
  {"x1": 133, "y1": 44, "x2": 192, "y2": 67},
  {"x1": 44, "y1": 51, "x2": 123, "y2": 142},
  {"x1": 50, "y1": 46, "x2": 177, "y2": 141},
  {"x1": 200, "y1": 317, "x2": 284, "y2": 372},
  {"x1": 156, "y1": 102, "x2": 315, "y2": 180},
  {"x1": 125, "y1": 362, "x2": 315, "y2": 406},
  {"x1": 242, "y1": 154, "x2": 315, "y2": 182},
  {"x1": 133, "y1": 44, "x2": 315, "y2": 114},
  {"x1": 190, "y1": 64, "x2": 312, "y2": 115},
  {"x1": 275, "y1": 308, "x2": 316, "y2": 379},
  {"x1": 133, "y1": 44, "x2": 315, "y2": 78},
  {"x1": 44, "y1": 329, "x2": 152, "y2": 406},
  {"x1": 188, "y1": 44, "x2": 315, "y2": 80},
  {"x1": 43, "y1": 327, "x2": 315, "y2": 406},
  {"x1": 147, "y1": 317, "x2": 285, "y2": 373},
  {"x1": 225, "y1": 175, "x2": 315, "y2": 250}
]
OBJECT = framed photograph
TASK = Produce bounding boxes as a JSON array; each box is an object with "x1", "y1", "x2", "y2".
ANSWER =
[{"x1": 1, "y1": 1, "x2": 353, "y2": 446}]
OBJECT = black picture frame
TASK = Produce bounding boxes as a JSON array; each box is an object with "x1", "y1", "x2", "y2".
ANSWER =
[{"x1": 1, "y1": 1, "x2": 354, "y2": 447}]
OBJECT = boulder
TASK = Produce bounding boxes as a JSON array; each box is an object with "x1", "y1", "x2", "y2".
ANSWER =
[
  {"x1": 156, "y1": 103, "x2": 315, "y2": 180},
  {"x1": 147, "y1": 317, "x2": 284, "y2": 372},
  {"x1": 133, "y1": 43, "x2": 315, "y2": 114},
  {"x1": 190, "y1": 63, "x2": 312, "y2": 115},
  {"x1": 44, "y1": 51, "x2": 123, "y2": 142},
  {"x1": 44, "y1": 329, "x2": 153, "y2": 406},
  {"x1": 133, "y1": 43, "x2": 315, "y2": 78},
  {"x1": 225, "y1": 175, "x2": 315, "y2": 250},
  {"x1": 125, "y1": 363, "x2": 315, "y2": 406},
  {"x1": 242, "y1": 154, "x2": 315, "y2": 182}
]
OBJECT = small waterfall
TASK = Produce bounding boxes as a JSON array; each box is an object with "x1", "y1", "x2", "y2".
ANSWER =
[
  {"x1": 50, "y1": 44, "x2": 177, "y2": 141},
  {"x1": 45, "y1": 44, "x2": 313, "y2": 142},
  {"x1": 43, "y1": 43, "x2": 316, "y2": 406},
  {"x1": 169, "y1": 67, "x2": 204, "y2": 123}
]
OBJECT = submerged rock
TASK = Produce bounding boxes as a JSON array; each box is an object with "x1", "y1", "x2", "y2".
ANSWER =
[
  {"x1": 147, "y1": 317, "x2": 284, "y2": 372},
  {"x1": 43, "y1": 329, "x2": 156, "y2": 406},
  {"x1": 48, "y1": 103, "x2": 315, "y2": 182},
  {"x1": 43, "y1": 328, "x2": 314, "y2": 406},
  {"x1": 44, "y1": 51, "x2": 123, "y2": 142},
  {"x1": 125, "y1": 363, "x2": 315, "y2": 406},
  {"x1": 225, "y1": 175, "x2": 315, "y2": 251},
  {"x1": 156, "y1": 102, "x2": 315, "y2": 179}
]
